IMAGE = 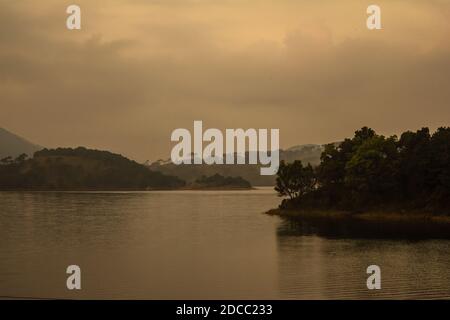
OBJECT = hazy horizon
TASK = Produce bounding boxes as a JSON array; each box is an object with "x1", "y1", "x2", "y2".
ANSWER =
[{"x1": 1, "y1": 0, "x2": 450, "y2": 162}]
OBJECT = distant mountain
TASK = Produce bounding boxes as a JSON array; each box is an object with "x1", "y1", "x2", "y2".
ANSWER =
[
  {"x1": 148, "y1": 144, "x2": 327, "y2": 186},
  {"x1": 0, "y1": 127, "x2": 42, "y2": 159}
]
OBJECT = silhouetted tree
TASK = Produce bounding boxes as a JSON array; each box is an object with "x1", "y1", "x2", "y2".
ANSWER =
[{"x1": 275, "y1": 160, "x2": 316, "y2": 200}]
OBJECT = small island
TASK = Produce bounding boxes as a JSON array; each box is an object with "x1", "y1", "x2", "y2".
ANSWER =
[
  {"x1": 185, "y1": 173, "x2": 252, "y2": 190},
  {"x1": 268, "y1": 126, "x2": 450, "y2": 227}
]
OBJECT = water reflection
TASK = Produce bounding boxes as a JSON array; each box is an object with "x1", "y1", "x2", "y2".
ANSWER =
[
  {"x1": 276, "y1": 217, "x2": 450, "y2": 299},
  {"x1": 2, "y1": 190, "x2": 450, "y2": 300},
  {"x1": 0, "y1": 190, "x2": 281, "y2": 299},
  {"x1": 277, "y1": 215, "x2": 450, "y2": 240}
]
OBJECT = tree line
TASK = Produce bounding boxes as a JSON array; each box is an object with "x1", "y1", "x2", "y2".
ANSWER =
[{"x1": 275, "y1": 127, "x2": 450, "y2": 213}]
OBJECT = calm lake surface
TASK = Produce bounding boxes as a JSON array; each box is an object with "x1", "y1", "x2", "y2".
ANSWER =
[{"x1": 1, "y1": 188, "x2": 450, "y2": 299}]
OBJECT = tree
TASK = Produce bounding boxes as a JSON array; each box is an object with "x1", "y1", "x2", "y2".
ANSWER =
[
  {"x1": 344, "y1": 135, "x2": 399, "y2": 206},
  {"x1": 397, "y1": 128, "x2": 431, "y2": 201},
  {"x1": 429, "y1": 127, "x2": 450, "y2": 207},
  {"x1": 275, "y1": 160, "x2": 316, "y2": 200},
  {"x1": 317, "y1": 141, "x2": 350, "y2": 192}
]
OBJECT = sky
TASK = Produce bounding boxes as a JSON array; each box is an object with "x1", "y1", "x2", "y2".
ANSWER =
[{"x1": 1, "y1": 0, "x2": 450, "y2": 161}]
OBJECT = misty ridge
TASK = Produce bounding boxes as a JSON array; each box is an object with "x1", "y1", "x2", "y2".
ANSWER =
[
  {"x1": 148, "y1": 145, "x2": 328, "y2": 186},
  {"x1": 170, "y1": 122, "x2": 280, "y2": 175}
]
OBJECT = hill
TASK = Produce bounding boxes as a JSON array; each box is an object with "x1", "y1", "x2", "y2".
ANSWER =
[
  {"x1": 273, "y1": 127, "x2": 450, "y2": 213},
  {"x1": 0, "y1": 127, "x2": 42, "y2": 159},
  {"x1": 0, "y1": 147, "x2": 185, "y2": 190}
]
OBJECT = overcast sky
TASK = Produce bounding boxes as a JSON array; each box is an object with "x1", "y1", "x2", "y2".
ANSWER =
[{"x1": 1, "y1": 0, "x2": 449, "y2": 161}]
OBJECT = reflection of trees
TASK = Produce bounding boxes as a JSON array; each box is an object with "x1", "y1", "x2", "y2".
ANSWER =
[
  {"x1": 275, "y1": 217, "x2": 450, "y2": 299},
  {"x1": 276, "y1": 216, "x2": 450, "y2": 240}
]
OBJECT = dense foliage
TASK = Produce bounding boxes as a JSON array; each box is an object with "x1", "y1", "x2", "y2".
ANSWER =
[
  {"x1": 275, "y1": 127, "x2": 450, "y2": 213},
  {"x1": 275, "y1": 161, "x2": 315, "y2": 199},
  {"x1": 0, "y1": 147, "x2": 185, "y2": 190}
]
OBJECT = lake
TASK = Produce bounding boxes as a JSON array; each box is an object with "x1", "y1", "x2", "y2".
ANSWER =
[{"x1": 1, "y1": 188, "x2": 450, "y2": 299}]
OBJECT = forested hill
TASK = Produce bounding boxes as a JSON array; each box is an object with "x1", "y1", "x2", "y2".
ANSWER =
[
  {"x1": 0, "y1": 147, "x2": 185, "y2": 190},
  {"x1": 275, "y1": 127, "x2": 450, "y2": 213}
]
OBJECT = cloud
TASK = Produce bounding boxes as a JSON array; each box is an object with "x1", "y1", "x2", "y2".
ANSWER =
[{"x1": 1, "y1": 0, "x2": 449, "y2": 161}]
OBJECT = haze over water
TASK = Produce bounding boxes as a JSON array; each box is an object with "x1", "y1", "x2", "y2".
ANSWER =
[{"x1": 1, "y1": 189, "x2": 450, "y2": 299}]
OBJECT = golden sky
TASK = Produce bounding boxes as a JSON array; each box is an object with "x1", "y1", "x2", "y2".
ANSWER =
[{"x1": 1, "y1": 0, "x2": 450, "y2": 161}]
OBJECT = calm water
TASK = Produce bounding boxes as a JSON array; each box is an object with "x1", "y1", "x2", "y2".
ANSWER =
[{"x1": 1, "y1": 189, "x2": 450, "y2": 299}]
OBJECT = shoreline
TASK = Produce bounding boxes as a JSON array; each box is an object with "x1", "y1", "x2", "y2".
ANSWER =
[{"x1": 266, "y1": 208, "x2": 450, "y2": 225}]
